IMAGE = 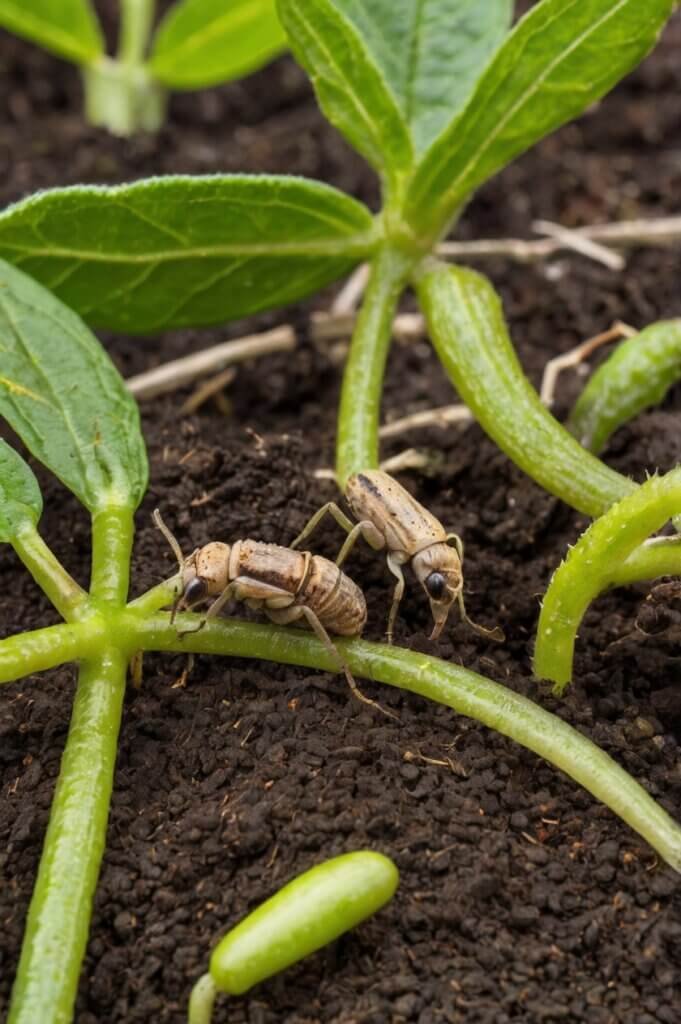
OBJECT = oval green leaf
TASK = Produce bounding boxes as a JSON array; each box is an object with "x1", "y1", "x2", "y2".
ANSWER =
[
  {"x1": 276, "y1": 0, "x2": 413, "y2": 192},
  {"x1": 0, "y1": 259, "x2": 148, "y2": 512},
  {"x1": 0, "y1": 440, "x2": 42, "y2": 542},
  {"x1": 0, "y1": 176, "x2": 376, "y2": 333},
  {"x1": 0, "y1": 0, "x2": 103, "y2": 65},
  {"x1": 150, "y1": 0, "x2": 287, "y2": 89},
  {"x1": 406, "y1": 0, "x2": 675, "y2": 237},
  {"x1": 317, "y1": 0, "x2": 513, "y2": 156}
]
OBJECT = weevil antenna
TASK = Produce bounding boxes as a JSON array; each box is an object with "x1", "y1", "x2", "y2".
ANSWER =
[{"x1": 153, "y1": 508, "x2": 186, "y2": 571}]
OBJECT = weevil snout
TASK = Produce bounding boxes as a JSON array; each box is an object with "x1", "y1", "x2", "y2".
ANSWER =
[{"x1": 412, "y1": 543, "x2": 463, "y2": 640}]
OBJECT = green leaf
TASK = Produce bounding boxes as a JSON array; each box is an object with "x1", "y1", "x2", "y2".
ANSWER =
[
  {"x1": 0, "y1": 0, "x2": 103, "y2": 65},
  {"x1": 406, "y1": 0, "x2": 675, "y2": 237},
  {"x1": 0, "y1": 176, "x2": 376, "y2": 333},
  {"x1": 149, "y1": 0, "x2": 287, "y2": 89},
  {"x1": 316, "y1": 0, "x2": 513, "y2": 155},
  {"x1": 0, "y1": 440, "x2": 42, "y2": 542},
  {"x1": 276, "y1": 0, "x2": 413, "y2": 190},
  {"x1": 0, "y1": 259, "x2": 148, "y2": 512}
]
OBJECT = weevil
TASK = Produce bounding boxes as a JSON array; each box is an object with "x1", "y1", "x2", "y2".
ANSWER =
[
  {"x1": 153, "y1": 510, "x2": 393, "y2": 716},
  {"x1": 291, "y1": 470, "x2": 503, "y2": 643}
]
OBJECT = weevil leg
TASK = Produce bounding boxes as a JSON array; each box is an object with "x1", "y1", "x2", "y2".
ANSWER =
[
  {"x1": 291, "y1": 502, "x2": 355, "y2": 550},
  {"x1": 269, "y1": 604, "x2": 396, "y2": 720},
  {"x1": 335, "y1": 519, "x2": 384, "y2": 566},
  {"x1": 385, "y1": 553, "x2": 406, "y2": 645},
  {"x1": 456, "y1": 591, "x2": 505, "y2": 643}
]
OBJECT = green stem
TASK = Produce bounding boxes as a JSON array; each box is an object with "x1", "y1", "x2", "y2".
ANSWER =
[
  {"x1": 416, "y1": 261, "x2": 637, "y2": 518},
  {"x1": 128, "y1": 575, "x2": 180, "y2": 615},
  {"x1": 336, "y1": 247, "x2": 411, "y2": 486},
  {"x1": 118, "y1": 0, "x2": 155, "y2": 66},
  {"x1": 534, "y1": 468, "x2": 681, "y2": 691},
  {"x1": 90, "y1": 506, "x2": 134, "y2": 606},
  {"x1": 13, "y1": 523, "x2": 87, "y2": 621},
  {"x1": 569, "y1": 319, "x2": 681, "y2": 453},
  {"x1": 611, "y1": 536, "x2": 681, "y2": 587},
  {"x1": 8, "y1": 649, "x2": 128, "y2": 1024},
  {"x1": 188, "y1": 974, "x2": 219, "y2": 1024},
  {"x1": 131, "y1": 613, "x2": 681, "y2": 871},
  {"x1": 82, "y1": 0, "x2": 165, "y2": 138},
  {"x1": 0, "y1": 622, "x2": 101, "y2": 685}
]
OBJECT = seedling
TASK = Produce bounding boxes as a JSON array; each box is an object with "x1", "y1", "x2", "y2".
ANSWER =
[
  {"x1": 0, "y1": 0, "x2": 672, "y2": 520},
  {"x1": 292, "y1": 468, "x2": 503, "y2": 643},
  {"x1": 3, "y1": 258, "x2": 681, "y2": 1024},
  {"x1": 0, "y1": 0, "x2": 286, "y2": 136},
  {"x1": 188, "y1": 850, "x2": 399, "y2": 1024}
]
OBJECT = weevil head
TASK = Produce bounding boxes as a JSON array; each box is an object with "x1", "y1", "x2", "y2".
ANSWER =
[
  {"x1": 411, "y1": 542, "x2": 463, "y2": 640},
  {"x1": 179, "y1": 542, "x2": 231, "y2": 609}
]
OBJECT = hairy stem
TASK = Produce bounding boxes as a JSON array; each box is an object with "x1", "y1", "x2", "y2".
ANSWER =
[
  {"x1": 90, "y1": 506, "x2": 134, "y2": 606},
  {"x1": 131, "y1": 614, "x2": 681, "y2": 871},
  {"x1": 12, "y1": 523, "x2": 87, "y2": 621},
  {"x1": 336, "y1": 247, "x2": 411, "y2": 486},
  {"x1": 534, "y1": 468, "x2": 681, "y2": 691},
  {"x1": 416, "y1": 262, "x2": 637, "y2": 517},
  {"x1": 8, "y1": 649, "x2": 128, "y2": 1024}
]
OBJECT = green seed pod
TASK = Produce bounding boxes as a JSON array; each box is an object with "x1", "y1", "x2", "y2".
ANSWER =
[{"x1": 210, "y1": 850, "x2": 398, "y2": 995}]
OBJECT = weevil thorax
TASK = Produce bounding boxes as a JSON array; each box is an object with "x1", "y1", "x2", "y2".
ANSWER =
[
  {"x1": 411, "y1": 542, "x2": 462, "y2": 640},
  {"x1": 181, "y1": 541, "x2": 231, "y2": 607}
]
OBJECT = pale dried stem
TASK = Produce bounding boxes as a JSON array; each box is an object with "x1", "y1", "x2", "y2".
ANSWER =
[
  {"x1": 126, "y1": 325, "x2": 296, "y2": 399},
  {"x1": 540, "y1": 320, "x2": 637, "y2": 406}
]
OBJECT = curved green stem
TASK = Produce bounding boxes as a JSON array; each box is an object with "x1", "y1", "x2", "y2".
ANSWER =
[
  {"x1": 131, "y1": 613, "x2": 681, "y2": 871},
  {"x1": 416, "y1": 261, "x2": 637, "y2": 517},
  {"x1": 90, "y1": 506, "x2": 134, "y2": 605},
  {"x1": 188, "y1": 974, "x2": 219, "y2": 1024},
  {"x1": 611, "y1": 536, "x2": 681, "y2": 587},
  {"x1": 534, "y1": 468, "x2": 681, "y2": 691},
  {"x1": 8, "y1": 649, "x2": 128, "y2": 1024},
  {"x1": 336, "y1": 247, "x2": 412, "y2": 486},
  {"x1": 13, "y1": 523, "x2": 87, "y2": 621},
  {"x1": 569, "y1": 319, "x2": 681, "y2": 453}
]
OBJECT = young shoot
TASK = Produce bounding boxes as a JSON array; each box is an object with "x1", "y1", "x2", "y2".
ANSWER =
[
  {"x1": 3, "y1": 258, "x2": 681, "y2": 1024},
  {"x1": 188, "y1": 851, "x2": 399, "y2": 1024},
  {"x1": 0, "y1": 0, "x2": 286, "y2": 136},
  {"x1": 0, "y1": 0, "x2": 673, "y2": 510}
]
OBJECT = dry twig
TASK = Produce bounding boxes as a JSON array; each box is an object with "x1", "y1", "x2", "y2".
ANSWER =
[{"x1": 126, "y1": 325, "x2": 296, "y2": 399}]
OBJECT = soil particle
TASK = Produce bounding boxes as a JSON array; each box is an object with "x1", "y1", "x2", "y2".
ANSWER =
[{"x1": 1, "y1": 8, "x2": 681, "y2": 1024}]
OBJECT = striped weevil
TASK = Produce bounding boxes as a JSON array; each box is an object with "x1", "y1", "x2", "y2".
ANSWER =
[
  {"x1": 291, "y1": 470, "x2": 503, "y2": 644},
  {"x1": 153, "y1": 510, "x2": 394, "y2": 716}
]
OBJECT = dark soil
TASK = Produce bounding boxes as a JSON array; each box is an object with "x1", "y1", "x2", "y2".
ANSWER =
[{"x1": 2, "y1": 8, "x2": 681, "y2": 1023}]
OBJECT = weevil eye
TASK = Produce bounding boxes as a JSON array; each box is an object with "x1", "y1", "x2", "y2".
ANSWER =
[
  {"x1": 425, "y1": 572, "x2": 447, "y2": 601},
  {"x1": 184, "y1": 577, "x2": 208, "y2": 605}
]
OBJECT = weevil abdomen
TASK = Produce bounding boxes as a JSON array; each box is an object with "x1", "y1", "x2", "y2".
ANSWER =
[
  {"x1": 302, "y1": 556, "x2": 367, "y2": 636},
  {"x1": 346, "y1": 470, "x2": 446, "y2": 557},
  {"x1": 231, "y1": 539, "x2": 308, "y2": 597}
]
